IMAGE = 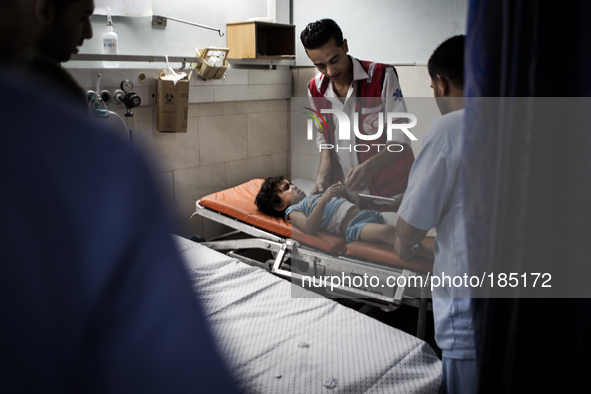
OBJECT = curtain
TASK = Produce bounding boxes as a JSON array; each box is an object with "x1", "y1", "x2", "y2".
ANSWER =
[{"x1": 463, "y1": 0, "x2": 591, "y2": 392}]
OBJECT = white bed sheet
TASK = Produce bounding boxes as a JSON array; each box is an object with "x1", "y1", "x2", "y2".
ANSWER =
[{"x1": 175, "y1": 235, "x2": 441, "y2": 393}]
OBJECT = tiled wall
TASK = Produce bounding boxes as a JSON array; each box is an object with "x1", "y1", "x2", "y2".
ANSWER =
[
  {"x1": 134, "y1": 100, "x2": 289, "y2": 239},
  {"x1": 66, "y1": 65, "x2": 438, "y2": 240},
  {"x1": 69, "y1": 67, "x2": 291, "y2": 240}
]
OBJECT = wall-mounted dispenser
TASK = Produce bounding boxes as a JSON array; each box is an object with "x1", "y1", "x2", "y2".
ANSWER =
[
  {"x1": 102, "y1": 8, "x2": 119, "y2": 68},
  {"x1": 195, "y1": 47, "x2": 229, "y2": 80}
]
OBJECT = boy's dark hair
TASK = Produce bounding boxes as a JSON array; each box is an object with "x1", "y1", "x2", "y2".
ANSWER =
[
  {"x1": 300, "y1": 19, "x2": 344, "y2": 50},
  {"x1": 254, "y1": 176, "x2": 287, "y2": 218},
  {"x1": 428, "y1": 35, "x2": 465, "y2": 89}
]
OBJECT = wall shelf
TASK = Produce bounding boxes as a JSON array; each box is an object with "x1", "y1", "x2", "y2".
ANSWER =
[{"x1": 226, "y1": 22, "x2": 295, "y2": 60}]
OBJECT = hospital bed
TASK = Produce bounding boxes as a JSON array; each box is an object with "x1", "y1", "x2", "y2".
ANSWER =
[
  {"x1": 191, "y1": 179, "x2": 435, "y2": 339},
  {"x1": 175, "y1": 235, "x2": 442, "y2": 393}
]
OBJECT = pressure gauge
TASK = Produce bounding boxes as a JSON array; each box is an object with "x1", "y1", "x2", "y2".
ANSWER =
[{"x1": 121, "y1": 79, "x2": 134, "y2": 92}]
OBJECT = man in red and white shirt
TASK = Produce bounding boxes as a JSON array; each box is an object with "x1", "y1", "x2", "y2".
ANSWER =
[{"x1": 301, "y1": 19, "x2": 414, "y2": 210}]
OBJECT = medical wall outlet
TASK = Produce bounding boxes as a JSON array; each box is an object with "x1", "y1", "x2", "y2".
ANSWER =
[
  {"x1": 113, "y1": 90, "x2": 140, "y2": 108},
  {"x1": 99, "y1": 90, "x2": 112, "y2": 104},
  {"x1": 111, "y1": 80, "x2": 140, "y2": 109},
  {"x1": 86, "y1": 90, "x2": 96, "y2": 104},
  {"x1": 113, "y1": 90, "x2": 125, "y2": 105},
  {"x1": 122, "y1": 92, "x2": 141, "y2": 109}
]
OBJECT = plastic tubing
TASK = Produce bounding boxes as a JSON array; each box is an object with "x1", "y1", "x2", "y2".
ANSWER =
[{"x1": 108, "y1": 110, "x2": 128, "y2": 131}]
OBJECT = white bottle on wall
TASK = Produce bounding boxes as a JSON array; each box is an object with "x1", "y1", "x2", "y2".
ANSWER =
[{"x1": 103, "y1": 8, "x2": 119, "y2": 68}]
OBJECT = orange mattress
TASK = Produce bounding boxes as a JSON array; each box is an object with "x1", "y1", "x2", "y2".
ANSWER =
[{"x1": 199, "y1": 179, "x2": 433, "y2": 272}]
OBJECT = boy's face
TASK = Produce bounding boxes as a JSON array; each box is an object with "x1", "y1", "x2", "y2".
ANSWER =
[{"x1": 274, "y1": 179, "x2": 306, "y2": 212}]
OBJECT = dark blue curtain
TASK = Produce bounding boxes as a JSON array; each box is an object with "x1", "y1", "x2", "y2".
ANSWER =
[{"x1": 463, "y1": 0, "x2": 591, "y2": 392}]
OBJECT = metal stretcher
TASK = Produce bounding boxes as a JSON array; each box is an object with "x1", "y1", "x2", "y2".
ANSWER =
[{"x1": 192, "y1": 179, "x2": 434, "y2": 338}]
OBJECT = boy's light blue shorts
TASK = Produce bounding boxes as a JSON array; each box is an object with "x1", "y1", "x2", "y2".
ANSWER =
[{"x1": 345, "y1": 210, "x2": 385, "y2": 242}]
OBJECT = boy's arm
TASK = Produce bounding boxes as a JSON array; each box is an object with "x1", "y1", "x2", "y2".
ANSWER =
[
  {"x1": 289, "y1": 211, "x2": 320, "y2": 235},
  {"x1": 288, "y1": 184, "x2": 342, "y2": 235}
]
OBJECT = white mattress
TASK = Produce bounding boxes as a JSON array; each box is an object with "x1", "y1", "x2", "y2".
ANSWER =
[{"x1": 175, "y1": 236, "x2": 441, "y2": 393}]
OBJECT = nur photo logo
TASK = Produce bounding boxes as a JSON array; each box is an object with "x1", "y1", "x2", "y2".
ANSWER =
[{"x1": 302, "y1": 107, "x2": 419, "y2": 153}]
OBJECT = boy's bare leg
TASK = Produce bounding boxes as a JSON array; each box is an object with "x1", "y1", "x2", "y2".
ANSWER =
[
  {"x1": 359, "y1": 224, "x2": 435, "y2": 262},
  {"x1": 358, "y1": 223, "x2": 397, "y2": 247}
]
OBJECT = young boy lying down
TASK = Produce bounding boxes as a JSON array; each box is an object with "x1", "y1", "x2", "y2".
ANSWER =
[{"x1": 255, "y1": 176, "x2": 433, "y2": 261}]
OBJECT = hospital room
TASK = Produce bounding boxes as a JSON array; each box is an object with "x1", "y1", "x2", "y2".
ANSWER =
[{"x1": 0, "y1": 0, "x2": 589, "y2": 393}]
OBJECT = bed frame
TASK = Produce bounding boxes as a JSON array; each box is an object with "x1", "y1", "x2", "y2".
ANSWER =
[{"x1": 175, "y1": 235, "x2": 442, "y2": 393}]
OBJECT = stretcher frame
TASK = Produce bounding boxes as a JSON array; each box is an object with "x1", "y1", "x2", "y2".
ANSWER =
[{"x1": 193, "y1": 200, "x2": 433, "y2": 339}]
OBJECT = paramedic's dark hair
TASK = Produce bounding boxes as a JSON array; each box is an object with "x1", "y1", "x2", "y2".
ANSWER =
[
  {"x1": 300, "y1": 19, "x2": 344, "y2": 50},
  {"x1": 428, "y1": 35, "x2": 465, "y2": 89},
  {"x1": 254, "y1": 176, "x2": 288, "y2": 218}
]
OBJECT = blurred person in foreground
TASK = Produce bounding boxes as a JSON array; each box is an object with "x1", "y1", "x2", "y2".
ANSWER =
[
  {"x1": 0, "y1": 71, "x2": 238, "y2": 392},
  {"x1": 1, "y1": 0, "x2": 94, "y2": 106}
]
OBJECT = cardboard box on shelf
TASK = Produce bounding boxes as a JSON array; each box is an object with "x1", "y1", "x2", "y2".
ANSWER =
[{"x1": 156, "y1": 71, "x2": 192, "y2": 133}]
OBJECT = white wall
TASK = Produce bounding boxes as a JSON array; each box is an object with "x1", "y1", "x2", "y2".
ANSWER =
[
  {"x1": 68, "y1": 0, "x2": 290, "y2": 68},
  {"x1": 293, "y1": 0, "x2": 467, "y2": 65},
  {"x1": 71, "y1": 0, "x2": 466, "y2": 68}
]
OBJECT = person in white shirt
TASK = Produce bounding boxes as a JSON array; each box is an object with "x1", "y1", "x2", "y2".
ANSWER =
[{"x1": 394, "y1": 35, "x2": 476, "y2": 394}]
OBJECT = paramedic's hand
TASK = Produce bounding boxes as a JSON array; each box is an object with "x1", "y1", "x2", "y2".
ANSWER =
[
  {"x1": 344, "y1": 162, "x2": 374, "y2": 191},
  {"x1": 387, "y1": 193, "x2": 404, "y2": 212},
  {"x1": 311, "y1": 177, "x2": 330, "y2": 195}
]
